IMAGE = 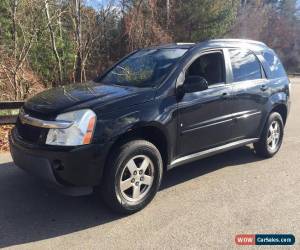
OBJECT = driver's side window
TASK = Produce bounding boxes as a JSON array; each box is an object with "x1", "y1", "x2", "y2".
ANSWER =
[{"x1": 186, "y1": 51, "x2": 225, "y2": 86}]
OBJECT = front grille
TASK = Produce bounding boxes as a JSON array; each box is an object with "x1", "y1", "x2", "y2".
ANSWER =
[{"x1": 16, "y1": 118, "x2": 49, "y2": 144}]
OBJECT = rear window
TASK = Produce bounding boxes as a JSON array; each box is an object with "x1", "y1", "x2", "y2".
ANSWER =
[
  {"x1": 263, "y1": 50, "x2": 287, "y2": 79},
  {"x1": 229, "y1": 49, "x2": 262, "y2": 82}
]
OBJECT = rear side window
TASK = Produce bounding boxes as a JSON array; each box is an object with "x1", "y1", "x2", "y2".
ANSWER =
[
  {"x1": 229, "y1": 49, "x2": 262, "y2": 82},
  {"x1": 263, "y1": 50, "x2": 287, "y2": 79}
]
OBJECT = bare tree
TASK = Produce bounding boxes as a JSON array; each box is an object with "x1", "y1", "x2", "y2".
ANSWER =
[
  {"x1": 124, "y1": 0, "x2": 172, "y2": 52},
  {"x1": 70, "y1": 0, "x2": 83, "y2": 83},
  {"x1": 44, "y1": 0, "x2": 63, "y2": 85},
  {"x1": 4, "y1": 0, "x2": 45, "y2": 99},
  {"x1": 68, "y1": 0, "x2": 117, "y2": 83}
]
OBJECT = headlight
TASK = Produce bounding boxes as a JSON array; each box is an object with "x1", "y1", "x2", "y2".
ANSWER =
[{"x1": 46, "y1": 109, "x2": 96, "y2": 146}]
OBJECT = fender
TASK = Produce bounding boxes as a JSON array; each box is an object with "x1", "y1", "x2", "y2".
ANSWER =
[
  {"x1": 96, "y1": 100, "x2": 173, "y2": 165},
  {"x1": 259, "y1": 90, "x2": 289, "y2": 136}
]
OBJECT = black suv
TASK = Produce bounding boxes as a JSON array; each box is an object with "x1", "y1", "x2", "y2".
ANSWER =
[{"x1": 10, "y1": 39, "x2": 291, "y2": 213}]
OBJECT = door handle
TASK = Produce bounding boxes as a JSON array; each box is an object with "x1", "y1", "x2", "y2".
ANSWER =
[
  {"x1": 260, "y1": 85, "x2": 268, "y2": 92},
  {"x1": 222, "y1": 92, "x2": 228, "y2": 98}
]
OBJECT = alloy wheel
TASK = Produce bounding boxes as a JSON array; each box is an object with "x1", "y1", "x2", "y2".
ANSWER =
[
  {"x1": 267, "y1": 120, "x2": 281, "y2": 151},
  {"x1": 119, "y1": 155, "x2": 155, "y2": 202}
]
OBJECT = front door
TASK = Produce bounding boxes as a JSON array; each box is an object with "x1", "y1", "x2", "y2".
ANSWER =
[{"x1": 177, "y1": 50, "x2": 234, "y2": 157}]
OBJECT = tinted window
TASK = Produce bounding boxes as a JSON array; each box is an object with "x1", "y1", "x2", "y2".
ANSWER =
[
  {"x1": 186, "y1": 52, "x2": 225, "y2": 85},
  {"x1": 263, "y1": 50, "x2": 287, "y2": 78},
  {"x1": 101, "y1": 48, "x2": 187, "y2": 87},
  {"x1": 229, "y1": 49, "x2": 262, "y2": 82}
]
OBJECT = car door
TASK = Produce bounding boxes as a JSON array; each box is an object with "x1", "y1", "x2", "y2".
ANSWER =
[
  {"x1": 225, "y1": 48, "x2": 265, "y2": 140},
  {"x1": 177, "y1": 50, "x2": 234, "y2": 157}
]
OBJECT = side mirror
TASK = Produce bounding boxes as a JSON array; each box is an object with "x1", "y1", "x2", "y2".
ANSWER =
[{"x1": 183, "y1": 76, "x2": 208, "y2": 93}]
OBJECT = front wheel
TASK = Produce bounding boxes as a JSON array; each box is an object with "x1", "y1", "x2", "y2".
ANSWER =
[
  {"x1": 101, "y1": 140, "x2": 163, "y2": 214},
  {"x1": 254, "y1": 112, "x2": 284, "y2": 158}
]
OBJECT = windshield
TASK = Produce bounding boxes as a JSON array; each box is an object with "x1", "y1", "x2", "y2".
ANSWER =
[{"x1": 100, "y1": 48, "x2": 187, "y2": 87}]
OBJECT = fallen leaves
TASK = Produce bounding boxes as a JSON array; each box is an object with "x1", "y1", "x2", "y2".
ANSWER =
[{"x1": 0, "y1": 125, "x2": 13, "y2": 152}]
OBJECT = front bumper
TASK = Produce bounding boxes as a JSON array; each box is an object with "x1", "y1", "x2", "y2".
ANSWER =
[{"x1": 10, "y1": 128, "x2": 110, "y2": 195}]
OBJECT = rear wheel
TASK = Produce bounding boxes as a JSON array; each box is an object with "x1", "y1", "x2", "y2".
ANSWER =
[
  {"x1": 101, "y1": 140, "x2": 163, "y2": 214},
  {"x1": 254, "y1": 112, "x2": 284, "y2": 158}
]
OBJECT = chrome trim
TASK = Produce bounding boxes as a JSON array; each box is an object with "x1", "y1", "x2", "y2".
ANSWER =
[
  {"x1": 19, "y1": 109, "x2": 73, "y2": 129},
  {"x1": 169, "y1": 138, "x2": 259, "y2": 169},
  {"x1": 182, "y1": 118, "x2": 232, "y2": 134},
  {"x1": 236, "y1": 111, "x2": 261, "y2": 120}
]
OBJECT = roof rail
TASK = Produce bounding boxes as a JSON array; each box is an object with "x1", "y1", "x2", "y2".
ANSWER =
[
  {"x1": 176, "y1": 42, "x2": 195, "y2": 45},
  {"x1": 205, "y1": 39, "x2": 266, "y2": 46}
]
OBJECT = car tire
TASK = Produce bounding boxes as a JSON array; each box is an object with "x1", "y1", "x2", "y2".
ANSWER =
[
  {"x1": 101, "y1": 140, "x2": 163, "y2": 214},
  {"x1": 254, "y1": 112, "x2": 284, "y2": 158}
]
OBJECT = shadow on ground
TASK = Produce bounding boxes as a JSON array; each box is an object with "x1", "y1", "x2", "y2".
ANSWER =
[{"x1": 0, "y1": 146, "x2": 262, "y2": 248}]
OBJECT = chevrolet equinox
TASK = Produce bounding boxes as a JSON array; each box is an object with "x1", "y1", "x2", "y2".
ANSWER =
[{"x1": 10, "y1": 39, "x2": 291, "y2": 214}]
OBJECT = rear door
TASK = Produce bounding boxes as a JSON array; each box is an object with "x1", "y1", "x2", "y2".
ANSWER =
[{"x1": 225, "y1": 48, "x2": 266, "y2": 140}]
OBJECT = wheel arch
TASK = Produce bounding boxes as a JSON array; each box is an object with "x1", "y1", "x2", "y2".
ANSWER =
[
  {"x1": 270, "y1": 103, "x2": 288, "y2": 125},
  {"x1": 267, "y1": 90, "x2": 289, "y2": 125},
  {"x1": 258, "y1": 93, "x2": 288, "y2": 138},
  {"x1": 104, "y1": 123, "x2": 170, "y2": 172}
]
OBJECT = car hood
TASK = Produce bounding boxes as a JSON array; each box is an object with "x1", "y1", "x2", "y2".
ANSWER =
[{"x1": 24, "y1": 81, "x2": 155, "y2": 115}]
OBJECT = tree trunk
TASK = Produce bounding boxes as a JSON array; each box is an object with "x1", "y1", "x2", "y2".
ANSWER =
[
  {"x1": 166, "y1": 0, "x2": 170, "y2": 29},
  {"x1": 58, "y1": 5, "x2": 65, "y2": 82},
  {"x1": 74, "y1": 0, "x2": 82, "y2": 83},
  {"x1": 12, "y1": 0, "x2": 18, "y2": 60},
  {"x1": 45, "y1": 0, "x2": 63, "y2": 86},
  {"x1": 11, "y1": 0, "x2": 18, "y2": 99}
]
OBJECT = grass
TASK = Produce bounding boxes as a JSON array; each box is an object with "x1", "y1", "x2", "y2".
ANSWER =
[{"x1": 0, "y1": 109, "x2": 19, "y2": 116}]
